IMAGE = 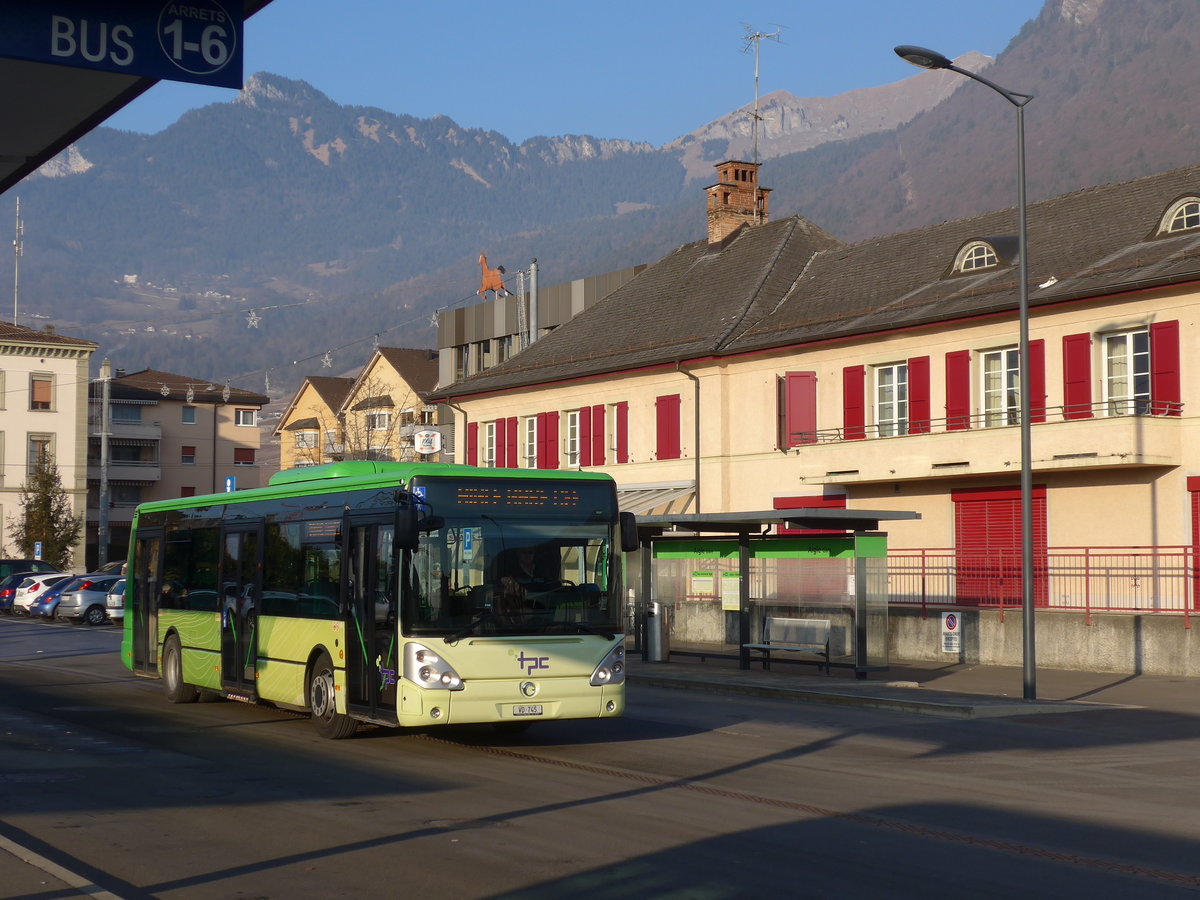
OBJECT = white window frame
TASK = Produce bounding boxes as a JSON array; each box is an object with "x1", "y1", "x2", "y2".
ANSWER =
[
  {"x1": 1160, "y1": 198, "x2": 1200, "y2": 234},
  {"x1": 365, "y1": 410, "x2": 391, "y2": 431},
  {"x1": 522, "y1": 416, "x2": 538, "y2": 468},
  {"x1": 1104, "y1": 329, "x2": 1151, "y2": 416},
  {"x1": 980, "y1": 347, "x2": 1021, "y2": 428},
  {"x1": 874, "y1": 363, "x2": 908, "y2": 437},
  {"x1": 564, "y1": 410, "x2": 580, "y2": 467},
  {"x1": 182, "y1": 404, "x2": 197, "y2": 425},
  {"x1": 483, "y1": 421, "x2": 496, "y2": 468},
  {"x1": 954, "y1": 241, "x2": 998, "y2": 273},
  {"x1": 294, "y1": 431, "x2": 318, "y2": 449},
  {"x1": 234, "y1": 408, "x2": 257, "y2": 427},
  {"x1": 29, "y1": 373, "x2": 54, "y2": 411},
  {"x1": 27, "y1": 432, "x2": 53, "y2": 474}
]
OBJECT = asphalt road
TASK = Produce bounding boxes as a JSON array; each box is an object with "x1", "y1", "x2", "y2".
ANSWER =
[{"x1": 3, "y1": 617, "x2": 1200, "y2": 899}]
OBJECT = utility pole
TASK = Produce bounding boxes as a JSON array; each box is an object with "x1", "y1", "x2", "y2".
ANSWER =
[
  {"x1": 742, "y1": 25, "x2": 782, "y2": 223},
  {"x1": 528, "y1": 258, "x2": 539, "y2": 347},
  {"x1": 12, "y1": 197, "x2": 22, "y2": 325},
  {"x1": 97, "y1": 358, "x2": 112, "y2": 566}
]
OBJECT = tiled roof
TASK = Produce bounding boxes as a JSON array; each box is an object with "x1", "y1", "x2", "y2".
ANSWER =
[
  {"x1": 107, "y1": 368, "x2": 269, "y2": 405},
  {"x1": 433, "y1": 164, "x2": 1200, "y2": 398},
  {"x1": 0, "y1": 323, "x2": 96, "y2": 350},
  {"x1": 305, "y1": 375, "x2": 354, "y2": 410},
  {"x1": 433, "y1": 216, "x2": 843, "y2": 399},
  {"x1": 376, "y1": 347, "x2": 439, "y2": 397}
]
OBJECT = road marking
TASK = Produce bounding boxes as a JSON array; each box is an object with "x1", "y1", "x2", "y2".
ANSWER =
[{"x1": 0, "y1": 833, "x2": 127, "y2": 900}]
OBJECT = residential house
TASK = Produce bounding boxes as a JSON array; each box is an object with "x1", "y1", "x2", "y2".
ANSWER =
[
  {"x1": 0, "y1": 324, "x2": 96, "y2": 567},
  {"x1": 87, "y1": 368, "x2": 268, "y2": 566},
  {"x1": 275, "y1": 348, "x2": 443, "y2": 468}
]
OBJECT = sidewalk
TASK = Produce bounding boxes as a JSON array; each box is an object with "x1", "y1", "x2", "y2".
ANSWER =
[{"x1": 625, "y1": 651, "x2": 1200, "y2": 718}]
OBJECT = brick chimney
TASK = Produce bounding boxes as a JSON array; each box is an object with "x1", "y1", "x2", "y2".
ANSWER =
[{"x1": 705, "y1": 160, "x2": 770, "y2": 244}]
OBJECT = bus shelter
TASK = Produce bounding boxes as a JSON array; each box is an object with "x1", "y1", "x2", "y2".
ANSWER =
[{"x1": 632, "y1": 509, "x2": 919, "y2": 677}]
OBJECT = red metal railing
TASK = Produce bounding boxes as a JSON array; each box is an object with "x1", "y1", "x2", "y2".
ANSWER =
[{"x1": 887, "y1": 546, "x2": 1195, "y2": 625}]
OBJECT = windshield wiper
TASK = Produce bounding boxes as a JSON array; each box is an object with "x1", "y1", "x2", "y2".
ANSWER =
[
  {"x1": 556, "y1": 621, "x2": 615, "y2": 640},
  {"x1": 444, "y1": 614, "x2": 491, "y2": 643}
]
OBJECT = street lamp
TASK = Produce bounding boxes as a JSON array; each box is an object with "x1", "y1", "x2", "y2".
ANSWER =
[{"x1": 894, "y1": 45, "x2": 1038, "y2": 700}]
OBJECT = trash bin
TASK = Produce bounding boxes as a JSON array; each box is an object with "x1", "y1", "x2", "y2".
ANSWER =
[{"x1": 646, "y1": 600, "x2": 671, "y2": 662}]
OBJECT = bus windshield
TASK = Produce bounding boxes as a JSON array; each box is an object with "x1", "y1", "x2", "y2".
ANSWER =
[{"x1": 403, "y1": 476, "x2": 622, "y2": 638}]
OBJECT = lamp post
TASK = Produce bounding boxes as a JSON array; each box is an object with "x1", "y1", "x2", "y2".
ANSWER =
[{"x1": 894, "y1": 45, "x2": 1037, "y2": 700}]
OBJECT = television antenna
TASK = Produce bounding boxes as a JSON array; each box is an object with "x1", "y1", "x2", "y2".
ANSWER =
[{"x1": 741, "y1": 24, "x2": 783, "y2": 166}]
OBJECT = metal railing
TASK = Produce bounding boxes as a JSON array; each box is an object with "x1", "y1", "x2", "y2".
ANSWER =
[
  {"x1": 888, "y1": 546, "x2": 1196, "y2": 623},
  {"x1": 788, "y1": 399, "x2": 1183, "y2": 445}
]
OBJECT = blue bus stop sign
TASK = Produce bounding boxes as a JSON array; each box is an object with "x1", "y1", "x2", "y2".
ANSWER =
[{"x1": 0, "y1": 1, "x2": 244, "y2": 88}]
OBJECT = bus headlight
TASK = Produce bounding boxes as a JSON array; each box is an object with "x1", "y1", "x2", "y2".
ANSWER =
[
  {"x1": 589, "y1": 642, "x2": 626, "y2": 687},
  {"x1": 405, "y1": 643, "x2": 465, "y2": 691}
]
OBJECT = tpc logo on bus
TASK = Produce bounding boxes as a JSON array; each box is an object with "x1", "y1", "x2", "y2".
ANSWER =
[{"x1": 514, "y1": 650, "x2": 549, "y2": 674}]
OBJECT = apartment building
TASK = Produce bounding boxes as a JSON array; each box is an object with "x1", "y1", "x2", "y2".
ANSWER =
[
  {"x1": 87, "y1": 368, "x2": 268, "y2": 565},
  {"x1": 0, "y1": 323, "x2": 96, "y2": 568}
]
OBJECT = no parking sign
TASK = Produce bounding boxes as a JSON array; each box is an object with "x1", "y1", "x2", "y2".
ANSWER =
[{"x1": 941, "y1": 612, "x2": 961, "y2": 653}]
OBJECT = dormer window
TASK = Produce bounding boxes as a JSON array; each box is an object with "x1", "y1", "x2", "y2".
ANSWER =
[
  {"x1": 954, "y1": 240, "x2": 998, "y2": 273},
  {"x1": 1159, "y1": 197, "x2": 1200, "y2": 234}
]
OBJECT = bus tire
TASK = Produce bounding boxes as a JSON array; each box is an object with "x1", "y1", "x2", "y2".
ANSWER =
[
  {"x1": 163, "y1": 634, "x2": 199, "y2": 704},
  {"x1": 309, "y1": 651, "x2": 357, "y2": 739}
]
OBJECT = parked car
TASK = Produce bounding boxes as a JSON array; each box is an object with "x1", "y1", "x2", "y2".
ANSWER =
[
  {"x1": 30, "y1": 576, "x2": 80, "y2": 620},
  {"x1": 0, "y1": 559, "x2": 60, "y2": 581},
  {"x1": 0, "y1": 571, "x2": 50, "y2": 614},
  {"x1": 56, "y1": 574, "x2": 123, "y2": 625},
  {"x1": 96, "y1": 560, "x2": 125, "y2": 575},
  {"x1": 105, "y1": 578, "x2": 126, "y2": 622},
  {"x1": 11, "y1": 573, "x2": 71, "y2": 616}
]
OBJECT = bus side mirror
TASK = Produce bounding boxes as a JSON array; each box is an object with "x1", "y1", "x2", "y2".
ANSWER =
[
  {"x1": 398, "y1": 503, "x2": 420, "y2": 552},
  {"x1": 619, "y1": 511, "x2": 639, "y2": 552}
]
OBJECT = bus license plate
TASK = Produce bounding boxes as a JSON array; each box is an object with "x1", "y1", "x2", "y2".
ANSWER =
[{"x1": 512, "y1": 704, "x2": 543, "y2": 717}]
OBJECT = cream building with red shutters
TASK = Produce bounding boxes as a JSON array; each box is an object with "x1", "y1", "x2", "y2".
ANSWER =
[{"x1": 430, "y1": 161, "x2": 1200, "y2": 671}]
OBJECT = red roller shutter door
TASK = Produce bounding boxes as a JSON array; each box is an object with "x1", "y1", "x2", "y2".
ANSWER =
[{"x1": 953, "y1": 486, "x2": 1048, "y2": 607}]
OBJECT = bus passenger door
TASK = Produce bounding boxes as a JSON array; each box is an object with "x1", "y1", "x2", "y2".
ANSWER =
[
  {"x1": 132, "y1": 531, "x2": 163, "y2": 675},
  {"x1": 220, "y1": 526, "x2": 262, "y2": 695},
  {"x1": 345, "y1": 517, "x2": 399, "y2": 720}
]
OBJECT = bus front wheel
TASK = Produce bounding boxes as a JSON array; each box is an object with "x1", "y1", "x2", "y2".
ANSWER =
[
  {"x1": 308, "y1": 651, "x2": 357, "y2": 739},
  {"x1": 163, "y1": 634, "x2": 199, "y2": 704}
]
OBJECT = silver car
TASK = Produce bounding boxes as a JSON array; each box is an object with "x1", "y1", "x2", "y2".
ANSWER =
[
  {"x1": 105, "y1": 578, "x2": 126, "y2": 622},
  {"x1": 56, "y1": 574, "x2": 123, "y2": 626},
  {"x1": 11, "y1": 572, "x2": 69, "y2": 616}
]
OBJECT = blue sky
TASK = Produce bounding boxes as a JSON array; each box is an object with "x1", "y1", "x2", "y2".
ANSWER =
[{"x1": 110, "y1": 0, "x2": 1046, "y2": 146}]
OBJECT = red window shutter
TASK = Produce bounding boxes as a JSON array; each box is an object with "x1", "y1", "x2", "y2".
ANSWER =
[
  {"x1": 1062, "y1": 333, "x2": 1093, "y2": 419},
  {"x1": 234, "y1": 448, "x2": 255, "y2": 465},
  {"x1": 908, "y1": 356, "x2": 930, "y2": 434},
  {"x1": 779, "y1": 371, "x2": 817, "y2": 448},
  {"x1": 774, "y1": 494, "x2": 847, "y2": 536},
  {"x1": 466, "y1": 422, "x2": 478, "y2": 466},
  {"x1": 615, "y1": 402, "x2": 629, "y2": 464},
  {"x1": 656, "y1": 394, "x2": 681, "y2": 459},
  {"x1": 1028, "y1": 339, "x2": 1046, "y2": 424},
  {"x1": 495, "y1": 419, "x2": 508, "y2": 469},
  {"x1": 505, "y1": 417, "x2": 518, "y2": 467},
  {"x1": 842, "y1": 365, "x2": 865, "y2": 440},
  {"x1": 547, "y1": 412, "x2": 559, "y2": 472},
  {"x1": 536, "y1": 412, "x2": 549, "y2": 468},
  {"x1": 579, "y1": 409, "x2": 592, "y2": 467},
  {"x1": 591, "y1": 406, "x2": 606, "y2": 465},
  {"x1": 945, "y1": 350, "x2": 970, "y2": 430},
  {"x1": 1150, "y1": 320, "x2": 1181, "y2": 416}
]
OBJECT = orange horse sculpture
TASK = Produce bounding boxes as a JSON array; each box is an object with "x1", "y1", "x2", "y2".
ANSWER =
[{"x1": 478, "y1": 254, "x2": 511, "y2": 299}]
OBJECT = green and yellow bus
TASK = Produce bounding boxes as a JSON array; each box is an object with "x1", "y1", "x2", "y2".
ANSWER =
[{"x1": 121, "y1": 461, "x2": 638, "y2": 738}]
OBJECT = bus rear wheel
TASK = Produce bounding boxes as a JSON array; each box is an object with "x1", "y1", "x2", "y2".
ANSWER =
[
  {"x1": 163, "y1": 634, "x2": 199, "y2": 704},
  {"x1": 308, "y1": 651, "x2": 357, "y2": 739}
]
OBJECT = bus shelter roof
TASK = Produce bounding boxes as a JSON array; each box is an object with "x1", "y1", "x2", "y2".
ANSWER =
[{"x1": 636, "y1": 508, "x2": 920, "y2": 536}]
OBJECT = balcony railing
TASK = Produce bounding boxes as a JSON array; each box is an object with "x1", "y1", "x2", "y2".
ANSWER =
[{"x1": 788, "y1": 399, "x2": 1183, "y2": 445}]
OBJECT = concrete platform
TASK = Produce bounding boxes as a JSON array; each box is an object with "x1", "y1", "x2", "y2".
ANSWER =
[{"x1": 625, "y1": 652, "x2": 1200, "y2": 718}]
